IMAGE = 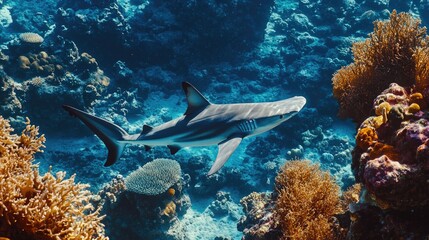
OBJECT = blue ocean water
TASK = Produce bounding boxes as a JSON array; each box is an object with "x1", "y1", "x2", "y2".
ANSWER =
[{"x1": 1, "y1": 0, "x2": 428, "y2": 239}]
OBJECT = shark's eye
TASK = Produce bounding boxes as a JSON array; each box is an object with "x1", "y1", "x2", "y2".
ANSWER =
[{"x1": 279, "y1": 115, "x2": 283, "y2": 119}]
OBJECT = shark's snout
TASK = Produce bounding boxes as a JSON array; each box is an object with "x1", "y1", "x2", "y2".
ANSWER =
[
  {"x1": 281, "y1": 96, "x2": 306, "y2": 114},
  {"x1": 295, "y1": 96, "x2": 306, "y2": 111}
]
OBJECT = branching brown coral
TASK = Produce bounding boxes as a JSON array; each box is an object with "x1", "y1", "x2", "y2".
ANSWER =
[
  {"x1": 274, "y1": 160, "x2": 342, "y2": 240},
  {"x1": 332, "y1": 10, "x2": 429, "y2": 123},
  {"x1": 0, "y1": 116, "x2": 107, "y2": 240},
  {"x1": 414, "y1": 45, "x2": 429, "y2": 91}
]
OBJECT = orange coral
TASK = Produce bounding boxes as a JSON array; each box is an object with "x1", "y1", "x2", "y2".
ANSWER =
[
  {"x1": 332, "y1": 10, "x2": 428, "y2": 123},
  {"x1": 410, "y1": 92, "x2": 424, "y2": 103},
  {"x1": 0, "y1": 116, "x2": 107, "y2": 240},
  {"x1": 168, "y1": 188, "x2": 176, "y2": 196},
  {"x1": 356, "y1": 127, "x2": 378, "y2": 150},
  {"x1": 274, "y1": 160, "x2": 342, "y2": 240},
  {"x1": 368, "y1": 142, "x2": 400, "y2": 161}
]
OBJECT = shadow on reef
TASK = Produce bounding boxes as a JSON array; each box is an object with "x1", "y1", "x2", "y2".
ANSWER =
[{"x1": 56, "y1": 0, "x2": 275, "y2": 68}]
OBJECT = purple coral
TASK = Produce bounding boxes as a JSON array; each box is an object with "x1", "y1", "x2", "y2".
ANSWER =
[
  {"x1": 363, "y1": 155, "x2": 411, "y2": 191},
  {"x1": 353, "y1": 83, "x2": 429, "y2": 210},
  {"x1": 395, "y1": 119, "x2": 429, "y2": 163}
]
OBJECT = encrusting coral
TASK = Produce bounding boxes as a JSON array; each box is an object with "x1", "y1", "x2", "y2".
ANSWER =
[
  {"x1": 332, "y1": 10, "x2": 429, "y2": 123},
  {"x1": 274, "y1": 160, "x2": 342, "y2": 240},
  {"x1": 0, "y1": 116, "x2": 107, "y2": 240}
]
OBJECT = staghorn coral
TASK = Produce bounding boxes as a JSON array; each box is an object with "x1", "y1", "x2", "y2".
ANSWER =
[
  {"x1": 0, "y1": 116, "x2": 107, "y2": 240},
  {"x1": 124, "y1": 158, "x2": 181, "y2": 195},
  {"x1": 274, "y1": 160, "x2": 342, "y2": 240},
  {"x1": 332, "y1": 11, "x2": 429, "y2": 123}
]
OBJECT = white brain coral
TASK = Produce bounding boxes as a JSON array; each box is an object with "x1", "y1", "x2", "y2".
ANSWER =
[
  {"x1": 19, "y1": 32, "x2": 44, "y2": 44},
  {"x1": 125, "y1": 158, "x2": 181, "y2": 195}
]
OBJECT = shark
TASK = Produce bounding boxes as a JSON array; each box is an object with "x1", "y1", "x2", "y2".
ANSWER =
[{"x1": 63, "y1": 82, "x2": 306, "y2": 175}]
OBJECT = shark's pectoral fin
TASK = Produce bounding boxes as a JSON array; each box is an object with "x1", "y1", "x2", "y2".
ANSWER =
[
  {"x1": 207, "y1": 137, "x2": 242, "y2": 176},
  {"x1": 168, "y1": 145, "x2": 181, "y2": 155}
]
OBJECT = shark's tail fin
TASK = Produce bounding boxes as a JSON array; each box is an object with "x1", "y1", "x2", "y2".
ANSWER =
[{"x1": 63, "y1": 105, "x2": 129, "y2": 166}]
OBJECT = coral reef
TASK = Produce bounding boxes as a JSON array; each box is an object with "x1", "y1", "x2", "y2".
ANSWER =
[
  {"x1": 238, "y1": 192, "x2": 280, "y2": 240},
  {"x1": 332, "y1": 11, "x2": 429, "y2": 123},
  {"x1": 207, "y1": 191, "x2": 241, "y2": 219},
  {"x1": 347, "y1": 205, "x2": 429, "y2": 239},
  {"x1": 352, "y1": 83, "x2": 429, "y2": 210},
  {"x1": 6, "y1": 1, "x2": 429, "y2": 239},
  {"x1": 56, "y1": 0, "x2": 274, "y2": 65},
  {"x1": 238, "y1": 160, "x2": 343, "y2": 240},
  {"x1": 0, "y1": 37, "x2": 111, "y2": 133},
  {"x1": 0, "y1": 116, "x2": 107, "y2": 240},
  {"x1": 100, "y1": 163, "x2": 191, "y2": 239}
]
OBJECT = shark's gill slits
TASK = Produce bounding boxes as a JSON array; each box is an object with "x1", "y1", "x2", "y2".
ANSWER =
[{"x1": 238, "y1": 119, "x2": 257, "y2": 133}]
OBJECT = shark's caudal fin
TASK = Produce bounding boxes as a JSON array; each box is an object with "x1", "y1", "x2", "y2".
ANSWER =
[{"x1": 63, "y1": 105, "x2": 129, "y2": 166}]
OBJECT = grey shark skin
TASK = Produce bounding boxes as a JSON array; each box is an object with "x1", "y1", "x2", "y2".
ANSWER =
[{"x1": 63, "y1": 82, "x2": 306, "y2": 175}]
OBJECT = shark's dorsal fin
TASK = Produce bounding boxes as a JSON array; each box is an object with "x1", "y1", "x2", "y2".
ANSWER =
[
  {"x1": 182, "y1": 82, "x2": 211, "y2": 115},
  {"x1": 207, "y1": 137, "x2": 242, "y2": 176},
  {"x1": 168, "y1": 145, "x2": 181, "y2": 155},
  {"x1": 141, "y1": 124, "x2": 153, "y2": 134}
]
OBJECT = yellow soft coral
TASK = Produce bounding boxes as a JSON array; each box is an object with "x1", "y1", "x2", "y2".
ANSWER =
[
  {"x1": 332, "y1": 10, "x2": 428, "y2": 123},
  {"x1": 407, "y1": 103, "x2": 421, "y2": 114},
  {"x1": 274, "y1": 160, "x2": 342, "y2": 240},
  {"x1": 0, "y1": 116, "x2": 107, "y2": 240}
]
